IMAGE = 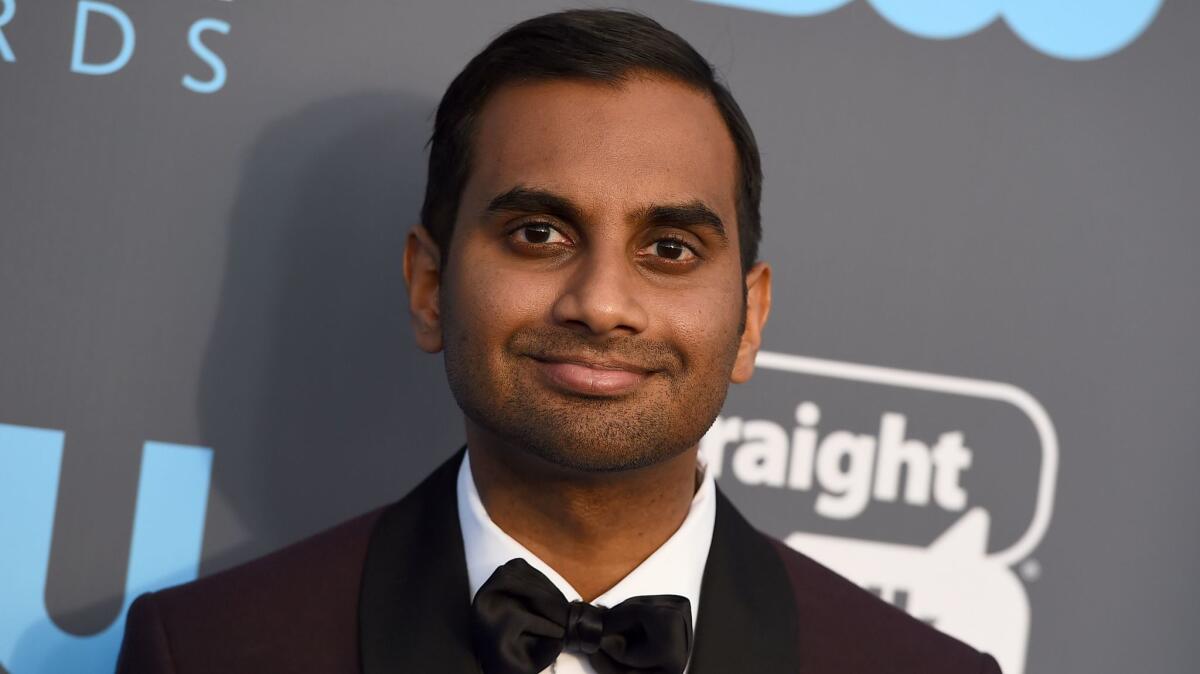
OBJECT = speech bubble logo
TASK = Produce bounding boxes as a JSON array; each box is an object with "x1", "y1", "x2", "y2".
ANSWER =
[
  {"x1": 788, "y1": 508, "x2": 1029, "y2": 674},
  {"x1": 737, "y1": 350, "x2": 1059, "y2": 674}
]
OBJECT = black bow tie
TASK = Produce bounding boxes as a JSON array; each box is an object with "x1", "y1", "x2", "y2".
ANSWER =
[{"x1": 470, "y1": 558, "x2": 693, "y2": 674}]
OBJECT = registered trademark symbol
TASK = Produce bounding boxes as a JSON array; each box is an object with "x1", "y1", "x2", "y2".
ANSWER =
[{"x1": 1019, "y1": 558, "x2": 1042, "y2": 581}]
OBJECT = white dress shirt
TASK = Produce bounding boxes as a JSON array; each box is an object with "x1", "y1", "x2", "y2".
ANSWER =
[{"x1": 456, "y1": 449, "x2": 717, "y2": 674}]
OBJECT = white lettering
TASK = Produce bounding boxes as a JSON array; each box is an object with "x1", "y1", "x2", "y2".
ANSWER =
[
  {"x1": 787, "y1": 402, "x2": 818, "y2": 490},
  {"x1": 702, "y1": 403, "x2": 974, "y2": 519},
  {"x1": 814, "y1": 430, "x2": 875, "y2": 519},
  {"x1": 932, "y1": 431, "x2": 972, "y2": 510},
  {"x1": 731, "y1": 419, "x2": 788, "y2": 487},
  {"x1": 874, "y1": 412, "x2": 932, "y2": 505}
]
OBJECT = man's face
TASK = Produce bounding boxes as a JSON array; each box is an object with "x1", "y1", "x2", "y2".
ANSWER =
[{"x1": 408, "y1": 75, "x2": 769, "y2": 472}]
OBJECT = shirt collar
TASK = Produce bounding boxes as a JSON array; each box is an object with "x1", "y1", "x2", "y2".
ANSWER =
[{"x1": 456, "y1": 447, "x2": 716, "y2": 628}]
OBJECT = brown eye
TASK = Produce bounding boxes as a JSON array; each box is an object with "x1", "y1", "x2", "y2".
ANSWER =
[
  {"x1": 516, "y1": 223, "x2": 567, "y2": 245},
  {"x1": 650, "y1": 239, "x2": 696, "y2": 261}
]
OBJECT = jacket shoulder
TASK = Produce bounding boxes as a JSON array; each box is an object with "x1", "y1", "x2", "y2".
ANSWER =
[
  {"x1": 768, "y1": 538, "x2": 1002, "y2": 674},
  {"x1": 118, "y1": 507, "x2": 385, "y2": 673}
]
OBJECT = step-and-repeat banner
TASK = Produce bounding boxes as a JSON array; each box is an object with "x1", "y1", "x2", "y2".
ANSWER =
[{"x1": 2, "y1": 1, "x2": 1196, "y2": 672}]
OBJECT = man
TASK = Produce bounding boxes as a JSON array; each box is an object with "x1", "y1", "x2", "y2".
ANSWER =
[{"x1": 118, "y1": 9, "x2": 1001, "y2": 674}]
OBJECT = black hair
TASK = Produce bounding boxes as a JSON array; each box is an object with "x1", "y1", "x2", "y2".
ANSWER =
[{"x1": 420, "y1": 8, "x2": 763, "y2": 271}]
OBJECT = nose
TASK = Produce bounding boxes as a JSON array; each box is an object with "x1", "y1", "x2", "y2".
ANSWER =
[{"x1": 551, "y1": 248, "x2": 649, "y2": 337}]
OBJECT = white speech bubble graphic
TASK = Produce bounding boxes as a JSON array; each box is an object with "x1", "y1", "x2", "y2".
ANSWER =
[
  {"x1": 787, "y1": 508, "x2": 1028, "y2": 674},
  {"x1": 755, "y1": 350, "x2": 1059, "y2": 566},
  {"x1": 752, "y1": 350, "x2": 1059, "y2": 674}
]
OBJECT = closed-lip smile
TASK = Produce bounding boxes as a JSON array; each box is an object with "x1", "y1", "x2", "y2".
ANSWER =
[{"x1": 528, "y1": 354, "x2": 655, "y2": 396}]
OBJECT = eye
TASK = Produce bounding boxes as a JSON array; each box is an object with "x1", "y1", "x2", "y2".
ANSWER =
[
  {"x1": 513, "y1": 222, "x2": 569, "y2": 245},
  {"x1": 643, "y1": 238, "x2": 697, "y2": 262}
]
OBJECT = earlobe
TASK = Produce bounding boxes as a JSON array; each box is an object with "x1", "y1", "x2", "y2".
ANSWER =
[
  {"x1": 730, "y1": 262, "x2": 772, "y2": 384},
  {"x1": 403, "y1": 225, "x2": 445, "y2": 353}
]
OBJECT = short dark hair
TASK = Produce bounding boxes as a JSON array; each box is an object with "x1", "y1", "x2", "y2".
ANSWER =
[{"x1": 420, "y1": 9, "x2": 763, "y2": 271}]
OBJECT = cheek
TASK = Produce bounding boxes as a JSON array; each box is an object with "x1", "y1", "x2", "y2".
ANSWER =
[
  {"x1": 652, "y1": 277, "x2": 744, "y2": 369},
  {"x1": 444, "y1": 246, "x2": 558, "y2": 352}
]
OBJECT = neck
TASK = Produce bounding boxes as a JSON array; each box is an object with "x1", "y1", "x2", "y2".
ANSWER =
[{"x1": 465, "y1": 422, "x2": 699, "y2": 602}]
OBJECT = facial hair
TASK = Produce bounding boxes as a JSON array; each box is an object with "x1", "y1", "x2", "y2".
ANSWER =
[{"x1": 443, "y1": 322, "x2": 740, "y2": 473}]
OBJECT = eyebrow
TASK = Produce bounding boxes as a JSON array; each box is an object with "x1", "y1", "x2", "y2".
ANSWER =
[
  {"x1": 484, "y1": 186, "x2": 584, "y2": 223},
  {"x1": 484, "y1": 186, "x2": 728, "y2": 243},
  {"x1": 637, "y1": 201, "x2": 728, "y2": 243}
]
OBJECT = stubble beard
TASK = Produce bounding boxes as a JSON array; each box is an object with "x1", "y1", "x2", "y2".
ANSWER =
[{"x1": 443, "y1": 324, "x2": 740, "y2": 473}]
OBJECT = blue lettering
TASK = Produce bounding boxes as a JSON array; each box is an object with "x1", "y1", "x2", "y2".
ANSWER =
[
  {"x1": 0, "y1": 422, "x2": 212, "y2": 672},
  {"x1": 70, "y1": 1, "x2": 135, "y2": 76},
  {"x1": 182, "y1": 18, "x2": 229, "y2": 94},
  {"x1": 0, "y1": 0, "x2": 15, "y2": 63}
]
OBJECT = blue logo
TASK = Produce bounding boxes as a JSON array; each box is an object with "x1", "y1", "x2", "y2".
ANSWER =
[
  {"x1": 694, "y1": 0, "x2": 1163, "y2": 61},
  {"x1": 0, "y1": 422, "x2": 212, "y2": 673}
]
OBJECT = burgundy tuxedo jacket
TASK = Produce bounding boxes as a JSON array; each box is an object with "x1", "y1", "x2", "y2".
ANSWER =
[{"x1": 116, "y1": 450, "x2": 1002, "y2": 673}]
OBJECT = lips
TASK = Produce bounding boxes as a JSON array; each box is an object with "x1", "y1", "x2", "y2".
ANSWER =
[{"x1": 530, "y1": 356, "x2": 654, "y2": 397}]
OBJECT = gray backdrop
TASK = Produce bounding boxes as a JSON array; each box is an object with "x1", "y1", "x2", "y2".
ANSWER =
[{"x1": 1, "y1": 1, "x2": 1197, "y2": 672}]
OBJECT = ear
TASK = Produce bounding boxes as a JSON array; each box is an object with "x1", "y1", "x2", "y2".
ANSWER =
[
  {"x1": 730, "y1": 261, "x2": 772, "y2": 384},
  {"x1": 403, "y1": 224, "x2": 444, "y2": 353}
]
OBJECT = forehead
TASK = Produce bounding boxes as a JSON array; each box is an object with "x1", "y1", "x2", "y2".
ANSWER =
[{"x1": 463, "y1": 76, "x2": 739, "y2": 222}]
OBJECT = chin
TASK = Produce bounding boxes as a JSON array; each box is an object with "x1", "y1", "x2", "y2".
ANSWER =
[
  {"x1": 490, "y1": 404, "x2": 709, "y2": 473},
  {"x1": 522, "y1": 439, "x2": 679, "y2": 473}
]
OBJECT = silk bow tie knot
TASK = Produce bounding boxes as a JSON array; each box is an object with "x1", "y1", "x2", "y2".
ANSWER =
[
  {"x1": 565, "y1": 600, "x2": 604, "y2": 655},
  {"x1": 471, "y1": 558, "x2": 694, "y2": 674}
]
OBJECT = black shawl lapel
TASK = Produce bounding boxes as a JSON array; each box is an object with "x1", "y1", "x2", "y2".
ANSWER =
[
  {"x1": 688, "y1": 488, "x2": 802, "y2": 674},
  {"x1": 359, "y1": 448, "x2": 482, "y2": 674}
]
